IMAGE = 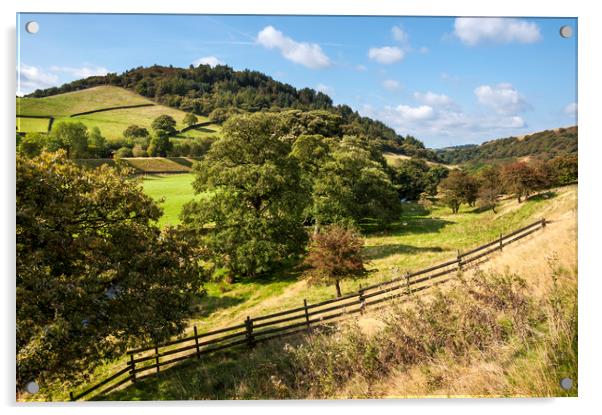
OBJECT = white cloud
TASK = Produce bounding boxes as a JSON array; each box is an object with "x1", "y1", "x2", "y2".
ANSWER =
[
  {"x1": 17, "y1": 63, "x2": 59, "y2": 95},
  {"x1": 413, "y1": 91, "x2": 454, "y2": 108},
  {"x1": 49, "y1": 65, "x2": 109, "y2": 78},
  {"x1": 564, "y1": 102, "x2": 578, "y2": 116},
  {"x1": 392, "y1": 104, "x2": 435, "y2": 121},
  {"x1": 419, "y1": 46, "x2": 430, "y2": 54},
  {"x1": 316, "y1": 83, "x2": 334, "y2": 95},
  {"x1": 391, "y1": 25, "x2": 408, "y2": 43},
  {"x1": 368, "y1": 46, "x2": 404, "y2": 64},
  {"x1": 192, "y1": 56, "x2": 225, "y2": 67},
  {"x1": 454, "y1": 18, "x2": 542, "y2": 46},
  {"x1": 474, "y1": 83, "x2": 529, "y2": 115},
  {"x1": 356, "y1": 64, "x2": 367, "y2": 72},
  {"x1": 256, "y1": 26, "x2": 331, "y2": 69},
  {"x1": 382, "y1": 79, "x2": 402, "y2": 91}
]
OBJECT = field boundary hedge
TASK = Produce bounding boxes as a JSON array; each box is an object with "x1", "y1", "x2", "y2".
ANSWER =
[{"x1": 69, "y1": 103, "x2": 155, "y2": 117}]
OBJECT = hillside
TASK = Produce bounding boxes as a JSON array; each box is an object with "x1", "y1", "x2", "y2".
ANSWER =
[
  {"x1": 23, "y1": 65, "x2": 439, "y2": 161},
  {"x1": 52, "y1": 183, "x2": 575, "y2": 402},
  {"x1": 17, "y1": 86, "x2": 221, "y2": 141},
  {"x1": 435, "y1": 126, "x2": 577, "y2": 165}
]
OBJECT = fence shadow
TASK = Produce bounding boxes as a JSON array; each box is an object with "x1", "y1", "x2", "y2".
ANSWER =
[
  {"x1": 192, "y1": 294, "x2": 246, "y2": 319},
  {"x1": 363, "y1": 244, "x2": 444, "y2": 261}
]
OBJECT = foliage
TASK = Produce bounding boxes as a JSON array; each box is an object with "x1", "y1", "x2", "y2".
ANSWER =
[
  {"x1": 436, "y1": 126, "x2": 577, "y2": 164},
  {"x1": 181, "y1": 113, "x2": 309, "y2": 277},
  {"x1": 114, "y1": 146, "x2": 133, "y2": 159},
  {"x1": 183, "y1": 112, "x2": 198, "y2": 127},
  {"x1": 304, "y1": 225, "x2": 366, "y2": 297},
  {"x1": 50, "y1": 121, "x2": 90, "y2": 158},
  {"x1": 312, "y1": 137, "x2": 401, "y2": 227},
  {"x1": 27, "y1": 64, "x2": 436, "y2": 160},
  {"x1": 151, "y1": 114, "x2": 177, "y2": 138},
  {"x1": 548, "y1": 154, "x2": 578, "y2": 185},
  {"x1": 501, "y1": 162, "x2": 541, "y2": 202},
  {"x1": 147, "y1": 135, "x2": 172, "y2": 157},
  {"x1": 439, "y1": 170, "x2": 478, "y2": 213},
  {"x1": 17, "y1": 133, "x2": 46, "y2": 158},
  {"x1": 123, "y1": 124, "x2": 150, "y2": 139},
  {"x1": 391, "y1": 158, "x2": 430, "y2": 201},
  {"x1": 477, "y1": 165, "x2": 503, "y2": 213},
  {"x1": 16, "y1": 151, "x2": 206, "y2": 389}
]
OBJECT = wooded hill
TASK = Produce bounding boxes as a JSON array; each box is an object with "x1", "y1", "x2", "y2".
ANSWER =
[
  {"x1": 26, "y1": 64, "x2": 440, "y2": 162},
  {"x1": 435, "y1": 126, "x2": 577, "y2": 165}
]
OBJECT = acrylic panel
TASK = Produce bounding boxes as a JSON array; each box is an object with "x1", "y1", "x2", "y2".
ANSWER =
[{"x1": 16, "y1": 13, "x2": 578, "y2": 401}]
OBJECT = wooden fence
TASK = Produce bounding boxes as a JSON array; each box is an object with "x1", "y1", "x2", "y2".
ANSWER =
[{"x1": 69, "y1": 218, "x2": 547, "y2": 401}]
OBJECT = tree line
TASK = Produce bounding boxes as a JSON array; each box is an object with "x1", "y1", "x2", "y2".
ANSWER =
[
  {"x1": 438, "y1": 154, "x2": 577, "y2": 214},
  {"x1": 435, "y1": 126, "x2": 577, "y2": 165},
  {"x1": 25, "y1": 64, "x2": 440, "y2": 161}
]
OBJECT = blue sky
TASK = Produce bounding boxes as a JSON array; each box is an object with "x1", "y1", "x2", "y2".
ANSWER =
[{"x1": 17, "y1": 14, "x2": 577, "y2": 148}]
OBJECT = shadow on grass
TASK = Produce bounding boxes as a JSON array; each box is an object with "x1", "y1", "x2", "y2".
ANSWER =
[
  {"x1": 527, "y1": 191, "x2": 557, "y2": 202},
  {"x1": 363, "y1": 244, "x2": 444, "y2": 260},
  {"x1": 192, "y1": 294, "x2": 246, "y2": 319}
]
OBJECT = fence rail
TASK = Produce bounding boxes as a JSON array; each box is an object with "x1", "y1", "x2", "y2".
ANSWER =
[{"x1": 69, "y1": 217, "x2": 546, "y2": 401}]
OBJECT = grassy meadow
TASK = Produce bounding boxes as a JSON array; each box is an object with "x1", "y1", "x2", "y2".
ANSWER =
[
  {"x1": 27, "y1": 179, "x2": 577, "y2": 401},
  {"x1": 16, "y1": 86, "x2": 221, "y2": 141}
]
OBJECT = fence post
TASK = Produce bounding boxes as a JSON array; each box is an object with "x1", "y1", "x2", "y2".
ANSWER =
[
  {"x1": 359, "y1": 286, "x2": 366, "y2": 314},
  {"x1": 129, "y1": 353, "x2": 136, "y2": 383},
  {"x1": 69, "y1": 391, "x2": 75, "y2": 401},
  {"x1": 194, "y1": 325, "x2": 200, "y2": 359},
  {"x1": 155, "y1": 345, "x2": 160, "y2": 373},
  {"x1": 541, "y1": 217, "x2": 546, "y2": 228},
  {"x1": 245, "y1": 316, "x2": 255, "y2": 348},
  {"x1": 499, "y1": 233, "x2": 503, "y2": 251},
  {"x1": 405, "y1": 272, "x2": 411, "y2": 294},
  {"x1": 457, "y1": 250, "x2": 463, "y2": 271},
  {"x1": 304, "y1": 299, "x2": 310, "y2": 330}
]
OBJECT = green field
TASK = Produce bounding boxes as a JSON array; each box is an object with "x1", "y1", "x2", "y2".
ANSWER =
[
  {"x1": 30, "y1": 180, "x2": 576, "y2": 401},
  {"x1": 16, "y1": 117, "x2": 50, "y2": 133},
  {"x1": 16, "y1": 86, "x2": 221, "y2": 141},
  {"x1": 142, "y1": 174, "x2": 198, "y2": 227}
]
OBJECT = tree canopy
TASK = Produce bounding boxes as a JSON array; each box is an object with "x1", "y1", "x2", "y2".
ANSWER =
[{"x1": 16, "y1": 151, "x2": 205, "y2": 388}]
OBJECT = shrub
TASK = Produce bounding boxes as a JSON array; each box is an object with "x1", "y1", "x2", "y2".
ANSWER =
[{"x1": 114, "y1": 146, "x2": 133, "y2": 159}]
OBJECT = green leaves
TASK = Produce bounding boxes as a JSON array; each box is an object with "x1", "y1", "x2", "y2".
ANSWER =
[{"x1": 16, "y1": 151, "x2": 206, "y2": 388}]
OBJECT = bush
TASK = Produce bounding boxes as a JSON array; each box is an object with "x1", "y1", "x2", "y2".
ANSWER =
[{"x1": 114, "y1": 146, "x2": 133, "y2": 159}]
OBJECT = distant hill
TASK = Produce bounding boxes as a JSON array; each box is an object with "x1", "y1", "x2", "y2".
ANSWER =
[
  {"x1": 24, "y1": 64, "x2": 440, "y2": 161},
  {"x1": 435, "y1": 126, "x2": 577, "y2": 165},
  {"x1": 17, "y1": 86, "x2": 221, "y2": 141}
]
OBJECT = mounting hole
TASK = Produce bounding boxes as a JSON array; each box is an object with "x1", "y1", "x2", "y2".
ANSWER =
[
  {"x1": 560, "y1": 377, "x2": 573, "y2": 390},
  {"x1": 559, "y1": 25, "x2": 573, "y2": 38},
  {"x1": 25, "y1": 21, "x2": 39, "y2": 34},
  {"x1": 25, "y1": 381, "x2": 39, "y2": 394}
]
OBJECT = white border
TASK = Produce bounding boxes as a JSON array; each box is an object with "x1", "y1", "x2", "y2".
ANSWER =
[{"x1": 2, "y1": 1, "x2": 600, "y2": 414}]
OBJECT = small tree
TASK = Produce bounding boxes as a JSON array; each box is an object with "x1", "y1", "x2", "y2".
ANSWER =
[
  {"x1": 50, "y1": 121, "x2": 89, "y2": 159},
  {"x1": 304, "y1": 225, "x2": 366, "y2": 297},
  {"x1": 183, "y1": 112, "x2": 198, "y2": 127},
  {"x1": 502, "y1": 162, "x2": 539, "y2": 202},
  {"x1": 548, "y1": 154, "x2": 578, "y2": 185},
  {"x1": 439, "y1": 170, "x2": 470, "y2": 213},
  {"x1": 151, "y1": 115, "x2": 177, "y2": 138},
  {"x1": 147, "y1": 135, "x2": 172, "y2": 157},
  {"x1": 18, "y1": 133, "x2": 46, "y2": 158},
  {"x1": 89, "y1": 127, "x2": 108, "y2": 158},
  {"x1": 123, "y1": 125, "x2": 149, "y2": 140},
  {"x1": 477, "y1": 165, "x2": 503, "y2": 213}
]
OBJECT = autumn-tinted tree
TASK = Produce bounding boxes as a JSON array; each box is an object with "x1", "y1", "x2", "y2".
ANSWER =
[
  {"x1": 477, "y1": 165, "x2": 503, "y2": 213},
  {"x1": 183, "y1": 112, "x2": 198, "y2": 127},
  {"x1": 548, "y1": 154, "x2": 578, "y2": 185},
  {"x1": 16, "y1": 151, "x2": 205, "y2": 388},
  {"x1": 181, "y1": 113, "x2": 309, "y2": 277},
  {"x1": 151, "y1": 114, "x2": 177, "y2": 138},
  {"x1": 502, "y1": 162, "x2": 539, "y2": 202},
  {"x1": 439, "y1": 170, "x2": 474, "y2": 213},
  {"x1": 304, "y1": 225, "x2": 366, "y2": 297}
]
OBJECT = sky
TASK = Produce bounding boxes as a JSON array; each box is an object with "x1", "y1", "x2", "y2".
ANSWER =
[{"x1": 16, "y1": 13, "x2": 577, "y2": 148}]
